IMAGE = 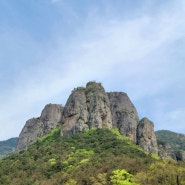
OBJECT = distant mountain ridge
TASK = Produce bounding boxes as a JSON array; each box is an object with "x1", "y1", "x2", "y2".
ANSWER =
[
  {"x1": 156, "y1": 130, "x2": 185, "y2": 160},
  {"x1": 0, "y1": 137, "x2": 18, "y2": 158}
]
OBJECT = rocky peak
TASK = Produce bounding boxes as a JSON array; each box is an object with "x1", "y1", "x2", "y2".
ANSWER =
[
  {"x1": 40, "y1": 104, "x2": 63, "y2": 130},
  {"x1": 137, "y1": 117, "x2": 158, "y2": 154},
  {"x1": 107, "y1": 92, "x2": 139, "y2": 142},
  {"x1": 16, "y1": 104, "x2": 63, "y2": 152},
  {"x1": 61, "y1": 82, "x2": 112, "y2": 135},
  {"x1": 16, "y1": 81, "x2": 158, "y2": 155}
]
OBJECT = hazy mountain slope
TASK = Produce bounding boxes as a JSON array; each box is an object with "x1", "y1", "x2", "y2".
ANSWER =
[
  {"x1": 0, "y1": 137, "x2": 18, "y2": 158},
  {"x1": 156, "y1": 130, "x2": 185, "y2": 151}
]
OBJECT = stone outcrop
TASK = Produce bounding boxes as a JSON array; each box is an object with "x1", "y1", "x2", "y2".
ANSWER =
[
  {"x1": 61, "y1": 82, "x2": 112, "y2": 135},
  {"x1": 16, "y1": 104, "x2": 63, "y2": 152},
  {"x1": 108, "y1": 92, "x2": 139, "y2": 142},
  {"x1": 16, "y1": 81, "x2": 158, "y2": 155},
  {"x1": 157, "y1": 144, "x2": 177, "y2": 160},
  {"x1": 137, "y1": 117, "x2": 158, "y2": 154}
]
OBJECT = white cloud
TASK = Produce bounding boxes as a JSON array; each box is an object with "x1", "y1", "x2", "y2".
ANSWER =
[{"x1": 1, "y1": 0, "x2": 185, "y2": 139}]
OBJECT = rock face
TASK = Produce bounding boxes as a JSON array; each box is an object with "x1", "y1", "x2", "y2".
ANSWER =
[
  {"x1": 61, "y1": 82, "x2": 112, "y2": 135},
  {"x1": 158, "y1": 144, "x2": 177, "y2": 160},
  {"x1": 137, "y1": 117, "x2": 158, "y2": 154},
  {"x1": 16, "y1": 104, "x2": 63, "y2": 152},
  {"x1": 108, "y1": 92, "x2": 139, "y2": 142},
  {"x1": 17, "y1": 81, "x2": 158, "y2": 155}
]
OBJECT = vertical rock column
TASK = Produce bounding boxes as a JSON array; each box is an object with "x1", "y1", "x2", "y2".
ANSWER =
[
  {"x1": 137, "y1": 117, "x2": 158, "y2": 154},
  {"x1": 108, "y1": 92, "x2": 139, "y2": 142},
  {"x1": 61, "y1": 88, "x2": 89, "y2": 135},
  {"x1": 61, "y1": 82, "x2": 112, "y2": 136},
  {"x1": 85, "y1": 82, "x2": 112, "y2": 129}
]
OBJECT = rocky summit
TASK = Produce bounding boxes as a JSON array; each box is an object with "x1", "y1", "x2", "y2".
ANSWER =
[
  {"x1": 61, "y1": 82, "x2": 112, "y2": 136},
  {"x1": 16, "y1": 104, "x2": 63, "y2": 152},
  {"x1": 16, "y1": 81, "x2": 158, "y2": 154}
]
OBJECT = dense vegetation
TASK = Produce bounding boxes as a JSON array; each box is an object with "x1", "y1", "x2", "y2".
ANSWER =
[
  {"x1": 0, "y1": 137, "x2": 18, "y2": 158},
  {"x1": 0, "y1": 128, "x2": 185, "y2": 185},
  {"x1": 156, "y1": 130, "x2": 185, "y2": 151}
]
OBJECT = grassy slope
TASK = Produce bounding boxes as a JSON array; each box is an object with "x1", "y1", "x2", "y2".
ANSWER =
[{"x1": 0, "y1": 128, "x2": 185, "y2": 185}]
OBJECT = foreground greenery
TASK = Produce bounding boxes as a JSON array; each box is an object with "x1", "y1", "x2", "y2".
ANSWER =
[
  {"x1": 0, "y1": 137, "x2": 18, "y2": 158},
  {"x1": 0, "y1": 128, "x2": 185, "y2": 185}
]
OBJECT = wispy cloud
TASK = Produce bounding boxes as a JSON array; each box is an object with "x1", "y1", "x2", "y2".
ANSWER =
[{"x1": 0, "y1": 0, "x2": 185, "y2": 139}]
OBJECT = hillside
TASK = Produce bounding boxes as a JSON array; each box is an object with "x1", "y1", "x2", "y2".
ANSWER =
[
  {"x1": 156, "y1": 130, "x2": 185, "y2": 151},
  {"x1": 0, "y1": 137, "x2": 18, "y2": 158},
  {"x1": 156, "y1": 130, "x2": 185, "y2": 160},
  {"x1": 1, "y1": 128, "x2": 185, "y2": 185}
]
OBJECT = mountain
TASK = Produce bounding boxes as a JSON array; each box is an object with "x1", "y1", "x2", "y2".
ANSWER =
[
  {"x1": 16, "y1": 81, "x2": 158, "y2": 154},
  {"x1": 1, "y1": 81, "x2": 185, "y2": 184},
  {"x1": 1, "y1": 128, "x2": 185, "y2": 185},
  {"x1": 156, "y1": 130, "x2": 185, "y2": 160},
  {"x1": 0, "y1": 137, "x2": 18, "y2": 158}
]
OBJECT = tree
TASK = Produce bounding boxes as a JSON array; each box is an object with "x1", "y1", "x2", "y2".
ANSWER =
[{"x1": 110, "y1": 169, "x2": 140, "y2": 185}]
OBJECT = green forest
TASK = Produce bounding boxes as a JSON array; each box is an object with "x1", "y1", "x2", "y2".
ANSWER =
[{"x1": 1, "y1": 128, "x2": 185, "y2": 185}]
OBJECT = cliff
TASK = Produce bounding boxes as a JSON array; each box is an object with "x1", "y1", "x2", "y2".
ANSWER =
[
  {"x1": 16, "y1": 104, "x2": 63, "y2": 152},
  {"x1": 61, "y1": 82, "x2": 112, "y2": 135},
  {"x1": 16, "y1": 81, "x2": 158, "y2": 154}
]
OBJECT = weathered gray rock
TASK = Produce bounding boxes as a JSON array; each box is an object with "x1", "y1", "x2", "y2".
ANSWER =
[
  {"x1": 16, "y1": 81, "x2": 159, "y2": 155},
  {"x1": 85, "y1": 82, "x2": 112, "y2": 129},
  {"x1": 61, "y1": 88, "x2": 89, "y2": 135},
  {"x1": 108, "y1": 92, "x2": 139, "y2": 142},
  {"x1": 137, "y1": 117, "x2": 158, "y2": 154},
  {"x1": 40, "y1": 104, "x2": 63, "y2": 133},
  {"x1": 158, "y1": 143, "x2": 177, "y2": 160},
  {"x1": 61, "y1": 82, "x2": 112, "y2": 135},
  {"x1": 16, "y1": 104, "x2": 63, "y2": 152}
]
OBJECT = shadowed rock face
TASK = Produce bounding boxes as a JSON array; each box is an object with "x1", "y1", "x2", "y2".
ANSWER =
[
  {"x1": 137, "y1": 117, "x2": 158, "y2": 154},
  {"x1": 16, "y1": 104, "x2": 63, "y2": 152},
  {"x1": 108, "y1": 92, "x2": 139, "y2": 142},
  {"x1": 61, "y1": 82, "x2": 112, "y2": 135}
]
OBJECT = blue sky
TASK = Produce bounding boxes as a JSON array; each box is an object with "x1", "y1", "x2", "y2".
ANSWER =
[{"x1": 0, "y1": 0, "x2": 185, "y2": 140}]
